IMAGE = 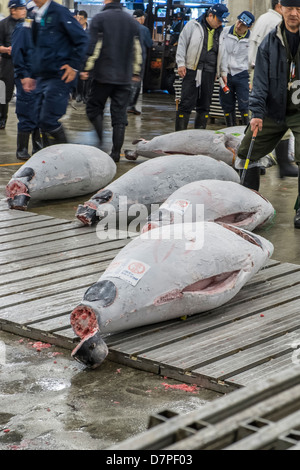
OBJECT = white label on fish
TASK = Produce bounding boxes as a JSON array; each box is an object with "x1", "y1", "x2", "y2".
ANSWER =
[{"x1": 106, "y1": 259, "x2": 151, "y2": 286}]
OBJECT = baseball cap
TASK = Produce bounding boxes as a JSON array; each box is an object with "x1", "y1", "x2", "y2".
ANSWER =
[
  {"x1": 208, "y1": 3, "x2": 230, "y2": 22},
  {"x1": 281, "y1": 0, "x2": 300, "y2": 6},
  {"x1": 8, "y1": 0, "x2": 26, "y2": 7},
  {"x1": 133, "y1": 9, "x2": 145, "y2": 18},
  {"x1": 237, "y1": 11, "x2": 255, "y2": 27}
]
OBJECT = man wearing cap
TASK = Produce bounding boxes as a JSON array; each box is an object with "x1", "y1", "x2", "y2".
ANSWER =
[
  {"x1": 175, "y1": 3, "x2": 229, "y2": 131},
  {"x1": 127, "y1": 9, "x2": 152, "y2": 115},
  {"x1": 218, "y1": 11, "x2": 255, "y2": 127},
  {"x1": 14, "y1": 0, "x2": 88, "y2": 146},
  {"x1": 237, "y1": 0, "x2": 300, "y2": 228},
  {"x1": 0, "y1": 0, "x2": 27, "y2": 129}
]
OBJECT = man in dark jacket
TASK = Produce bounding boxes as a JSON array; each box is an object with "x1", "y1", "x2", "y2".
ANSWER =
[
  {"x1": 81, "y1": 0, "x2": 142, "y2": 162},
  {"x1": 238, "y1": 0, "x2": 300, "y2": 228},
  {"x1": 0, "y1": 0, "x2": 27, "y2": 129},
  {"x1": 18, "y1": 0, "x2": 88, "y2": 146}
]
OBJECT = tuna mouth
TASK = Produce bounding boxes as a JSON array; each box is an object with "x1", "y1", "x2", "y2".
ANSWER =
[
  {"x1": 214, "y1": 212, "x2": 256, "y2": 226},
  {"x1": 5, "y1": 180, "x2": 31, "y2": 210},
  {"x1": 154, "y1": 271, "x2": 240, "y2": 305},
  {"x1": 220, "y1": 223, "x2": 264, "y2": 249}
]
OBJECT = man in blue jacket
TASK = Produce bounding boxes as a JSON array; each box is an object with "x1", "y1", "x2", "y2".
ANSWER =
[
  {"x1": 19, "y1": 0, "x2": 88, "y2": 146},
  {"x1": 237, "y1": 0, "x2": 300, "y2": 228}
]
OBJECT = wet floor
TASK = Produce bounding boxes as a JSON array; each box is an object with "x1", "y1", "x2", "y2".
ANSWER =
[{"x1": 0, "y1": 92, "x2": 299, "y2": 450}]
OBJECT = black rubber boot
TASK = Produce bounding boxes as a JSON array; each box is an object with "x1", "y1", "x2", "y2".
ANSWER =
[
  {"x1": 175, "y1": 111, "x2": 190, "y2": 131},
  {"x1": 275, "y1": 139, "x2": 298, "y2": 178},
  {"x1": 224, "y1": 112, "x2": 235, "y2": 127},
  {"x1": 91, "y1": 115, "x2": 103, "y2": 144},
  {"x1": 16, "y1": 132, "x2": 31, "y2": 161},
  {"x1": 194, "y1": 112, "x2": 208, "y2": 129},
  {"x1": 241, "y1": 112, "x2": 250, "y2": 125},
  {"x1": 240, "y1": 166, "x2": 261, "y2": 191},
  {"x1": 42, "y1": 125, "x2": 68, "y2": 147},
  {"x1": 294, "y1": 170, "x2": 300, "y2": 229},
  {"x1": 127, "y1": 83, "x2": 141, "y2": 115},
  {"x1": 31, "y1": 128, "x2": 42, "y2": 154},
  {"x1": 0, "y1": 104, "x2": 8, "y2": 129},
  {"x1": 111, "y1": 124, "x2": 126, "y2": 162}
]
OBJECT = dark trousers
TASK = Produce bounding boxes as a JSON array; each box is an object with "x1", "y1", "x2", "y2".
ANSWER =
[
  {"x1": 35, "y1": 76, "x2": 74, "y2": 132},
  {"x1": 219, "y1": 71, "x2": 249, "y2": 113},
  {"x1": 86, "y1": 80, "x2": 131, "y2": 126},
  {"x1": 178, "y1": 69, "x2": 215, "y2": 115},
  {"x1": 15, "y1": 78, "x2": 39, "y2": 132},
  {"x1": 0, "y1": 57, "x2": 15, "y2": 104},
  {"x1": 238, "y1": 114, "x2": 300, "y2": 164}
]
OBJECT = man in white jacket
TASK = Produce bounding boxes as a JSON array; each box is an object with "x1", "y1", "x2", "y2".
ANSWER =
[
  {"x1": 175, "y1": 3, "x2": 229, "y2": 131},
  {"x1": 219, "y1": 10, "x2": 255, "y2": 126},
  {"x1": 248, "y1": 0, "x2": 282, "y2": 68}
]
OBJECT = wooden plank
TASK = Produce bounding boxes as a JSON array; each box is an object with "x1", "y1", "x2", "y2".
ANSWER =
[
  {"x1": 0, "y1": 219, "x2": 76, "y2": 242},
  {"x1": 0, "y1": 214, "x2": 56, "y2": 230},
  {"x1": 0, "y1": 231, "x2": 116, "y2": 265},
  {"x1": 0, "y1": 238, "x2": 129, "y2": 274},
  {"x1": 194, "y1": 332, "x2": 298, "y2": 380},
  {"x1": 0, "y1": 247, "x2": 122, "y2": 286},
  {"x1": 0, "y1": 224, "x2": 96, "y2": 251},
  {"x1": 0, "y1": 210, "x2": 42, "y2": 221}
]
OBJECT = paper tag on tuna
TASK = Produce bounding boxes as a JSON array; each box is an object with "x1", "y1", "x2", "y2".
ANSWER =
[
  {"x1": 105, "y1": 259, "x2": 150, "y2": 286},
  {"x1": 161, "y1": 199, "x2": 191, "y2": 216}
]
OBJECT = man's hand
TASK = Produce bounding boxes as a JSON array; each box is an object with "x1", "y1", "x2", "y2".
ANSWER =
[
  {"x1": 132, "y1": 75, "x2": 141, "y2": 82},
  {"x1": 61, "y1": 65, "x2": 77, "y2": 83},
  {"x1": 80, "y1": 71, "x2": 89, "y2": 81},
  {"x1": 250, "y1": 117, "x2": 263, "y2": 132},
  {"x1": 21, "y1": 77, "x2": 36, "y2": 92},
  {"x1": 221, "y1": 75, "x2": 228, "y2": 86},
  {"x1": 178, "y1": 66, "x2": 186, "y2": 79}
]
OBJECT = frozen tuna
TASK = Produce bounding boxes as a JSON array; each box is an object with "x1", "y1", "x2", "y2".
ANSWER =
[
  {"x1": 5, "y1": 144, "x2": 116, "y2": 210},
  {"x1": 141, "y1": 180, "x2": 276, "y2": 233},
  {"x1": 70, "y1": 221, "x2": 274, "y2": 368},
  {"x1": 124, "y1": 129, "x2": 241, "y2": 165},
  {"x1": 76, "y1": 154, "x2": 240, "y2": 226}
]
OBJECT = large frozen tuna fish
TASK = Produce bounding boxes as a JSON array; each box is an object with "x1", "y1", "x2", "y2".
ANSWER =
[
  {"x1": 124, "y1": 129, "x2": 241, "y2": 166},
  {"x1": 76, "y1": 154, "x2": 240, "y2": 226},
  {"x1": 141, "y1": 180, "x2": 276, "y2": 234},
  {"x1": 5, "y1": 144, "x2": 116, "y2": 210},
  {"x1": 70, "y1": 221, "x2": 274, "y2": 368}
]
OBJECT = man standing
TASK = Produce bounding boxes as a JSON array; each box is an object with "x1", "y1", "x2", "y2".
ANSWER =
[
  {"x1": 127, "y1": 9, "x2": 152, "y2": 116},
  {"x1": 19, "y1": 0, "x2": 88, "y2": 146},
  {"x1": 0, "y1": 0, "x2": 27, "y2": 130},
  {"x1": 237, "y1": 0, "x2": 300, "y2": 228},
  {"x1": 175, "y1": 3, "x2": 229, "y2": 131},
  {"x1": 82, "y1": 0, "x2": 142, "y2": 162},
  {"x1": 219, "y1": 11, "x2": 255, "y2": 127}
]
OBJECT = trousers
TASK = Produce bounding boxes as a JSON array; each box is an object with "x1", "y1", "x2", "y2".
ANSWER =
[
  {"x1": 219, "y1": 70, "x2": 249, "y2": 113},
  {"x1": 238, "y1": 114, "x2": 300, "y2": 164},
  {"x1": 15, "y1": 78, "x2": 39, "y2": 132},
  {"x1": 178, "y1": 69, "x2": 215, "y2": 115},
  {"x1": 86, "y1": 80, "x2": 131, "y2": 126}
]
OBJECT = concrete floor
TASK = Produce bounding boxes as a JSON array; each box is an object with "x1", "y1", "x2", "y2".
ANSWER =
[{"x1": 0, "y1": 92, "x2": 299, "y2": 450}]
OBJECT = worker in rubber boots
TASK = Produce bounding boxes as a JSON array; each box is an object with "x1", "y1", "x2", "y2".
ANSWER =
[
  {"x1": 24, "y1": 0, "x2": 88, "y2": 147},
  {"x1": 218, "y1": 11, "x2": 255, "y2": 127},
  {"x1": 0, "y1": 0, "x2": 27, "y2": 130},
  {"x1": 11, "y1": 4, "x2": 42, "y2": 160},
  {"x1": 175, "y1": 3, "x2": 229, "y2": 131},
  {"x1": 238, "y1": 0, "x2": 300, "y2": 229}
]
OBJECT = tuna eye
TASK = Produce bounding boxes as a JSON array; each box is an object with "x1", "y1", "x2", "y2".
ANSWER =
[{"x1": 83, "y1": 280, "x2": 117, "y2": 306}]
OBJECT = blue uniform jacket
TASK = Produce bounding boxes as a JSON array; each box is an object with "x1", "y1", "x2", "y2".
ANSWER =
[
  {"x1": 31, "y1": 1, "x2": 88, "y2": 78},
  {"x1": 11, "y1": 19, "x2": 34, "y2": 79}
]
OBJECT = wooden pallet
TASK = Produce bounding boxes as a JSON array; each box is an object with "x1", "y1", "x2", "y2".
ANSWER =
[
  {"x1": 109, "y1": 365, "x2": 300, "y2": 450},
  {"x1": 1, "y1": 200, "x2": 300, "y2": 394}
]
